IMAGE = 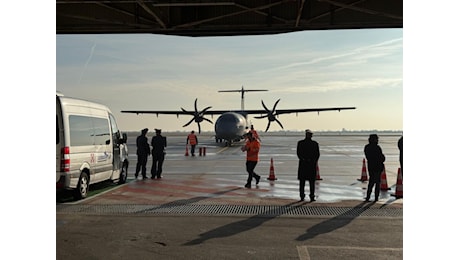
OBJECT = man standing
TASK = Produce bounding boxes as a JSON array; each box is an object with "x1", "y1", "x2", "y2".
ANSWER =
[
  {"x1": 186, "y1": 130, "x2": 198, "y2": 156},
  {"x1": 151, "y1": 129, "x2": 167, "y2": 179},
  {"x1": 364, "y1": 134, "x2": 386, "y2": 202},
  {"x1": 296, "y1": 129, "x2": 320, "y2": 202},
  {"x1": 135, "y1": 128, "x2": 150, "y2": 179},
  {"x1": 241, "y1": 131, "x2": 261, "y2": 188}
]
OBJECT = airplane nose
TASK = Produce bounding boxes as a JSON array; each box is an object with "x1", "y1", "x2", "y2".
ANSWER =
[{"x1": 215, "y1": 121, "x2": 237, "y2": 135}]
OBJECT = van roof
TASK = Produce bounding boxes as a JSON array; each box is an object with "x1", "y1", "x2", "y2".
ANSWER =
[{"x1": 57, "y1": 94, "x2": 112, "y2": 113}]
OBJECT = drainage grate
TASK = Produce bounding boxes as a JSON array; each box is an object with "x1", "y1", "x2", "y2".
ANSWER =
[{"x1": 57, "y1": 204, "x2": 402, "y2": 217}]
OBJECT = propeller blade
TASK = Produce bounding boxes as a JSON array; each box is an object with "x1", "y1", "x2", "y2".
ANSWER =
[
  {"x1": 203, "y1": 117, "x2": 213, "y2": 124},
  {"x1": 272, "y1": 99, "x2": 281, "y2": 113},
  {"x1": 261, "y1": 100, "x2": 270, "y2": 111},
  {"x1": 197, "y1": 122, "x2": 201, "y2": 134},
  {"x1": 194, "y1": 98, "x2": 198, "y2": 112},
  {"x1": 254, "y1": 115, "x2": 268, "y2": 119},
  {"x1": 265, "y1": 121, "x2": 271, "y2": 132},
  {"x1": 201, "y1": 106, "x2": 212, "y2": 114},
  {"x1": 274, "y1": 118, "x2": 284, "y2": 129},
  {"x1": 182, "y1": 118, "x2": 194, "y2": 127}
]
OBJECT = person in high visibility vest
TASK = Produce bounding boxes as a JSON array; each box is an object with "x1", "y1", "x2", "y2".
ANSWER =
[
  {"x1": 241, "y1": 131, "x2": 261, "y2": 188},
  {"x1": 186, "y1": 130, "x2": 198, "y2": 156}
]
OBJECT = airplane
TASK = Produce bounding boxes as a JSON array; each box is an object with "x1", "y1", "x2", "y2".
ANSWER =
[{"x1": 121, "y1": 86, "x2": 356, "y2": 146}]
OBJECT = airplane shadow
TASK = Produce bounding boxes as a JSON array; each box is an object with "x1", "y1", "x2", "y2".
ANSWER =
[
  {"x1": 183, "y1": 201, "x2": 302, "y2": 246},
  {"x1": 295, "y1": 201, "x2": 371, "y2": 241}
]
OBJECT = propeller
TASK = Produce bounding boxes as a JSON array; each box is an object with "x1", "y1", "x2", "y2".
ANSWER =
[
  {"x1": 254, "y1": 99, "x2": 284, "y2": 132},
  {"x1": 181, "y1": 98, "x2": 213, "y2": 134}
]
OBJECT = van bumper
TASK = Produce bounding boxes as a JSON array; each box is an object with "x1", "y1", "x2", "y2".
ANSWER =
[{"x1": 56, "y1": 175, "x2": 66, "y2": 190}]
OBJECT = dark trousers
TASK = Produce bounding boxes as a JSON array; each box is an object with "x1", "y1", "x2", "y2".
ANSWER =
[
  {"x1": 366, "y1": 170, "x2": 382, "y2": 200},
  {"x1": 135, "y1": 154, "x2": 148, "y2": 178},
  {"x1": 190, "y1": 145, "x2": 196, "y2": 156},
  {"x1": 151, "y1": 153, "x2": 165, "y2": 178},
  {"x1": 299, "y1": 178, "x2": 315, "y2": 199},
  {"x1": 245, "y1": 161, "x2": 259, "y2": 185}
]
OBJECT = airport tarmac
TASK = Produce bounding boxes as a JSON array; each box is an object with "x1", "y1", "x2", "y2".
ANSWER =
[
  {"x1": 57, "y1": 132, "x2": 403, "y2": 259},
  {"x1": 62, "y1": 132, "x2": 403, "y2": 207}
]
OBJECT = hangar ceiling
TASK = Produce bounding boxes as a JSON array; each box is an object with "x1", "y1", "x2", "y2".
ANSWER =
[{"x1": 56, "y1": 0, "x2": 403, "y2": 36}]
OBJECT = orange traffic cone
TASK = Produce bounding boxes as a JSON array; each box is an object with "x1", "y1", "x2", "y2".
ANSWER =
[
  {"x1": 315, "y1": 163, "x2": 323, "y2": 180},
  {"x1": 380, "y1": 165, "x2": 391, "y2": 190},
  {"x1": 391, "y1": 168, "x2": 403, "y2": 198},
  {"x1": 357, "y1": 158, "x2": 368, "y2": 182},
  {"x1": 267, "y1": 158, "x2": 277, "y2": 181},
  {"x1": 185, "y1": 144, "x2": 189, "y2": 156}
]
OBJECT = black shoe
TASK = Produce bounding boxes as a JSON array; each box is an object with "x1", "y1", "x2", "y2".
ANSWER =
[
  {"x1": 151, "y1": 176, "x2": 155, "y2": 179},
  {"x1": 135, "y1": 174, "x2": 138, "y2": 178},
  {"x1": 255, "y1": 175, "x2": 260, "y2": 185},
  {"x1": 374, "y1": 197, "x2": 379, "y2": 202},
  {"x1": 244, "y1": 183, "x2": 251, "y2": 188},
  {"x1": 365, "y1": 197, "x2": 370, "y2": 202},
  {"x1": 142, "y1": 176, "x2": 147, "y2": 179},
  {"x1": 299, "y1": 197, "x2": 305, "y2": 202},
  {"x1": 310, "y1": 196, "x2": 316, "y2": 202},
  {"x1": 157, "y1": 176, "x2": 162, "y2": 179}
]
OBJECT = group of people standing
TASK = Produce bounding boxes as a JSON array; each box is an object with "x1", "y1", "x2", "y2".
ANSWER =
[
  {"x1": 241, "y1": 126, "x2": 403, "y2": 203},
  {"x1": 136, "y1": 125, "x2": 403, "y2": 203},
  {"x1": 135, "y1": 128, "x2": 167, "y2": 179}
]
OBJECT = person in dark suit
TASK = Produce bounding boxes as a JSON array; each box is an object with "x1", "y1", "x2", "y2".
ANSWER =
[
  {"x1": 364, "y1": 134, "x2": 386, "y2": 202},
  {"x1": 296, "y1": 129, "x2": 320, "y2": 202},
  {"x1": 135, "y1": 128, "x2": 150, "y2": 179},
  {"x1": 150, "y1": 129, "x2": 167, "y2": 179}
]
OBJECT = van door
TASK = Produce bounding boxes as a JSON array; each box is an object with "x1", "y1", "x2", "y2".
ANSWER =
[
  {"x1": 56, "y1": 101, "x2": 63, "y2": 183},
  {"x1": 109, "y1": 113, "x2": 121, "y2": 179}
]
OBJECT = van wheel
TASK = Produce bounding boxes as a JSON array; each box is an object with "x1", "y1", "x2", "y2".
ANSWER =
[
  {"x1": 119, "y1": 161, "x2": 128, "y2": 184},
  {"x1": 74, "y1": 172, "x2": 89, "y2": 200}
]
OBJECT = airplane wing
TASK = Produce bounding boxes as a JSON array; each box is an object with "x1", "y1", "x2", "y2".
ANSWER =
[
  {"x1": 242, "y1": 99, "x2": 356, "y2": 132},
  {"x1": 121, "y1": 98, "x2": 231, "y2": 133},
  {"x1": 244, "y1": 107, "x2": 356, "y2": 115},
  {"x1": 120, "y1": 109, "x2": 230, "y2": 116},
  {"x1": 121, "y1": 98, "x2": 356, "y2": 133}
]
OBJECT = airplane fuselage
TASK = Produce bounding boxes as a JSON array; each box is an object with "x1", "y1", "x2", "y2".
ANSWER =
[{"x1": 214, "y1": 112, "x2": 248, "y2": 145}]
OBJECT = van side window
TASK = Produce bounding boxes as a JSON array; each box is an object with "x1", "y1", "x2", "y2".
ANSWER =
[
  {"x1": 93, "y1": 117, "x2": 111, "y2": 145},
  {"x1": 69, "y1": 115, "x2": 110, "y2": 146}
]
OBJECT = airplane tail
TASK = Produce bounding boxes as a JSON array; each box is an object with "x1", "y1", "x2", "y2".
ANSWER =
[{"x1": 218, "y1": 86, "x2": 268, "y2": 111}]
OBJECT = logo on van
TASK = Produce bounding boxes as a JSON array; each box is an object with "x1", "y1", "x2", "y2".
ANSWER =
[{"x1": 97, "y1": 152, "x2": 111, "y2": 162}]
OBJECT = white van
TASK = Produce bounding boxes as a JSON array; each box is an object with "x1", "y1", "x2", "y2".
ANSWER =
[{"x1": 56, "y1": 93, "x2": 129, "y2": 200}]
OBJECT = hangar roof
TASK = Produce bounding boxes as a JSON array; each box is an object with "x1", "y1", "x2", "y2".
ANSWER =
[{"x1": 56, "y1": 0, "x2": 402, "y2": 36}]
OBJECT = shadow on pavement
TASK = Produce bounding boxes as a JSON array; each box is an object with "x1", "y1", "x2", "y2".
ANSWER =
[
  {"x1": 183, "y1": 201, "x2": 303, "y2": 246},
  {"x1": 295, "y1": 201, "x2": 371, "y2": 241}
]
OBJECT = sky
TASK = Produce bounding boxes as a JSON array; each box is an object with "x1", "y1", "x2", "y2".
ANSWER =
[{"x1": 56, "y1": 29, "x2": 403, "y2": 133}]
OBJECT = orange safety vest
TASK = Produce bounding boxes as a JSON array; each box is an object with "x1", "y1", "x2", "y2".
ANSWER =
[
  {"x1": 245, "y1": 139, "x2": 260, "y2": 161},
  {"x1": 187, "y1": 133, "x2": 197, "y2": 145}
]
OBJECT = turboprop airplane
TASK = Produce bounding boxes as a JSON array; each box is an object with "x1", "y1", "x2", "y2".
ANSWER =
[{"x1": 121, "y1": 86, "x2": 356, "y2": 146}]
